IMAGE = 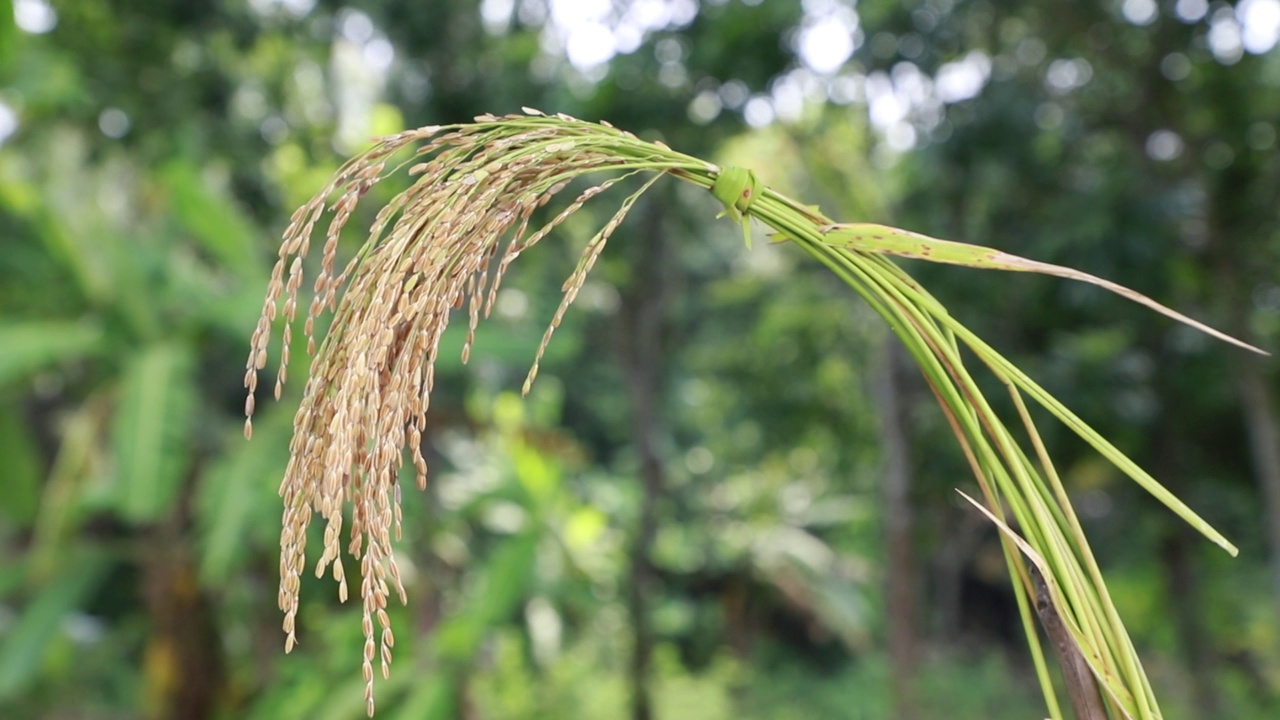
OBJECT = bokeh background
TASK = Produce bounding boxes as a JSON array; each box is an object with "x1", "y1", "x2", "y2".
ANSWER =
[{"x1": 2, "y1": 0, "x2": 1280, "y2": 718}]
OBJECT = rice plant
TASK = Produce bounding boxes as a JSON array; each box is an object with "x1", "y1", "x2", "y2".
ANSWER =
[{"x1": 245, "y1": 110, "x2": 1258, "y2": 718}]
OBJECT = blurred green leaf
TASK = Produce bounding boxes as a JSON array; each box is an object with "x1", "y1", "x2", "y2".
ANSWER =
[
  {"x1": 193, "y1": 284, "x2": 272, "y2": 339},
  {"x1": 314, "y1": 676, "x2": 377, "y2": 720},
  {"x1": 34, "y1": 132, "x2": 113, "y2": 305},
  {"x1": 434, "y1": 531, "x2": 537, "y2": 661},
  {"x1": 0, "y1": 556, "x2": 25, "y2": 597},
  {"x1": 0, "y1": 320, "x2": 102, "y2": 388},
  {"x1": 0, "y1": 0, "x2": 14, "y2": 69},
  {"x1": 435, "y1": 320, "x2": 582, "y2": 372},
  {"x1": 162, "y1": 160, "x2": 265, "y2": 280},
  {"x1": 111, "y1": 343, "x2": 196, "y2": 522},
  {"x1": 28, "y1": 395, "x2": 104, "y2": 574},
  {"x1": 197, "y1": 404, "x2": 292, "y2": 583},
  {"x1": 512, "y1": 440, "x2": 558, "y2": 501},
  {"x1": 563, "y1": 506, "x2": 607, "y2": 551},
  {"x1": 0, "y1": 550, "x2": 108, "y2": 700},
  {"x1": 390, "y1": 671, "x2": 457, "y2": 720},
  {"x1": 313, "y1": 669, "x2": 414, "y2": 720},
  {"x1": 243, "y1": 651, "x2": 329, "y2": 720},
  {"x1": 102, "y1": 230, "x2": 163, "y2": 340},
  {"x1": 0, "y1": 402, "x2": 42, "y2": 524}
]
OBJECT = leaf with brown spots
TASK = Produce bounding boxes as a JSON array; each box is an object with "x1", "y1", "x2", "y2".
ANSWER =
[{"x1": 819, "y1": 222, "x2": 1265, "y2": 356}]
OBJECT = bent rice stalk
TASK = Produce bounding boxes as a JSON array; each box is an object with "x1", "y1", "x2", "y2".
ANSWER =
[{"x1": 246, "y1": 110, "x2": 1253, "y2": 718}]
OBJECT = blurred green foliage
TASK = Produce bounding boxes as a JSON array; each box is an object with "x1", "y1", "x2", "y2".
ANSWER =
[{"x1": 1, "y1": 0, "x2": 1278, "y2": 718}]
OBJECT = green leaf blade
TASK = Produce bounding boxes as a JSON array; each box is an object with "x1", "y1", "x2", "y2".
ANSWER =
[
  {"x1": 0, "y1": 320, "x2": 102, "y2": 388},
  {"x1": 112, "y1": 343, "x2": 197, "y2": 522}
]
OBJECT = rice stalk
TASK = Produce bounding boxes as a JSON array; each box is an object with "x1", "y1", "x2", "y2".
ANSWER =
[{"x1": 246, "y1": 109, "x2": 1251, "y2": 717}]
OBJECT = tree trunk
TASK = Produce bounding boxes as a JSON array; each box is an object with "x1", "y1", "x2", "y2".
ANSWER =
[
  {"x1": 1161, "y1": 524, "x2": 1223, "y2": 718},
  {"x1": 141, "y1": 529, "x2": 225, "y2": 720},
  {"x1": 875, "y1": 338, "x2": 919, "y2": 720},
  {"x1": 1150, "y1": 404, "x2": 1224, "y2": 718},
  {"x1": 618, "y1": 198, "x2": 670, "y2": 720},
  {"x1": 1234, "y1": 358, "x2": 1280, "y2": 612}
]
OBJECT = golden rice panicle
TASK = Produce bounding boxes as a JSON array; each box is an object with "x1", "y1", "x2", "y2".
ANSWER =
[{"x1": 248, "y1": 113, "x2": 695, "y2": 715}]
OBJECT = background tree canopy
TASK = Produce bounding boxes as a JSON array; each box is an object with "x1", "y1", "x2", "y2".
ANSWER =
[{"x1": 1, "y1": 1, "x2": 1277, "y2": 718}]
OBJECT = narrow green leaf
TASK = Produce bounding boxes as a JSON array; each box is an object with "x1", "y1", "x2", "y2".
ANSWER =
[
  {"x1": 958, "y1": 491, "x2": 1138, "y2": 715},
  {"x1": 0, "y1": 550, "x2": 109, "y2": 700},
  {"x1": 0, "y1": 403, "x2": 43, "y2": 524},
  {"x1": 0, "y1": 320, "x2": 102, "y2": 388},
  {"x1": 112, "y1": 343, "x2": 196, "y2": 522}
]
